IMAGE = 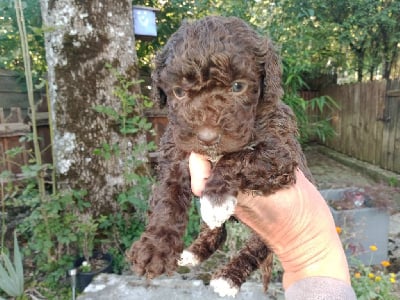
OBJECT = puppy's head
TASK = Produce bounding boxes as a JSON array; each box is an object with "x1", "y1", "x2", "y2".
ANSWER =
[{"x1": 152, "y1": 16, "x2": 283, "y2": 158}]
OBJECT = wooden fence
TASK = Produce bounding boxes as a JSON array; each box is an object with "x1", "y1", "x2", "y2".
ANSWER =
[
  {"x1": 319, "y1": 79, "x2": 400, "y2": 173},
  {"x1": 0, "y1": 107, "x2": 30, "y2": 177},
  {"x1": 0, "y1": 70, "x2": 51, "y2": 181},
  {"x1": 0, "y1": 100, "x2": 51, "y2": 181}
]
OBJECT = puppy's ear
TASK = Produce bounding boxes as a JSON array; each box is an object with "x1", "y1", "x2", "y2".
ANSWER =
[
  {"x1": 151, "y1": 86, "x2": 167, "y2": 109},
  {"x1": 151, "y1": 48, "x2": 169, "y2": 109},
  {"x1": 260, "y1": 38, "x2": 284, "y2": 105}
]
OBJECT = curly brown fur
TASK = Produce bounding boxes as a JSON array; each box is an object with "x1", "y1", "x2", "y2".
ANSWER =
[
  {"x1": 127, "y1": 16, "x2": 313, "y2": 293},
  {"x1": 211, "y1": 234, "x2": 272, "y2": 290},
  {"x1": 184, "y1": 223, "x2": 227, "y2": 262}
]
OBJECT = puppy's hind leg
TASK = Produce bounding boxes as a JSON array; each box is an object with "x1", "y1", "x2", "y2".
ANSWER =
[
  {"x1": 178, "y1": 223, "x2": 227, "y2": 266},
  {"x1": 210, "y1": 234, "x2": 273, "y2": 297}
]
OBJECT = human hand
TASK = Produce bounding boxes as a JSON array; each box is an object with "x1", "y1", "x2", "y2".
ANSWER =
[{"x1": 188, "y1": 152, "x2": 350, "y2": 289}]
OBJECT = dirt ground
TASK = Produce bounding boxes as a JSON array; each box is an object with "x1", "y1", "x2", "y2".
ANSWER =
[
  {"x1": 304, "y1": 144, "x2": 400, "y2": 212},
  {"x1": 305, "y1": 146, "x2": 377, "y2": 188}
]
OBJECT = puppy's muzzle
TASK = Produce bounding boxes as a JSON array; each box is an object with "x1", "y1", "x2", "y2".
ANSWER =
[{"x1": 197, "y1": 126, "x2": 220, "y2": 146}]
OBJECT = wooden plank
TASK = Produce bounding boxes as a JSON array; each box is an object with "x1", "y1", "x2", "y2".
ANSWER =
[
  {"x1": 363, "y1": 81, "x2": 381, "y2": 164},
  {"x1": 388, "y1": 80, "x2": 400, "y2": 172},
  {"x1": 351, "y1": 83, "x2": 361, "y2": 158},
  {"x1": 1, "y1": 135, "x2": 28, "y2": 174},
  {"x1": 365, "y1": 82, "x2": 374, "y2": 162},
  {"x1": 393, "y1": 96, "x2": 400, "y2": 173},
  {"x1": 387, "y1": 89, "x2": 400, "y2": 97},
  {"x1": 0, "y1": 141, "x2": 5, "y2": 173},
  {"x1": 343, "y1": 84, "x2": 353, "y2": 156},
  {"x1": 4, "y1": 107, "x2": 23, "y2": 123},
  {"x1": 337, "y1": 85, "x2": 346, "y2": 153},
  {"x1": 380, "y1": 94, "x2": 391, "y2": 169},
  {"x1": 382, "y1": 81, "x2": 397, "y2": 170},
  {"x1": 359, "y1": 82, "x2": 367, "y2": 161},
  {"x1": 375, "y1": 80, "x2": 387, "y2": 167},
  {"x1": 0, "y1": 123, "x2": 30, "y2": 137}
]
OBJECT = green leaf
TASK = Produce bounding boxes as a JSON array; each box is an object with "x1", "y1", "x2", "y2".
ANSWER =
[
  {"x1": 5, "y1": 147, "x2": 24, "y2": 158},
  {"x1": 93, "y1": 105, "x2": 119, "y2": 120},
  {"x1": 0, "y1": 170, "x2": 13, "y2": 180},
  {"x1": 0, "y1": 232, "x2": 24, "y2": 297},
  {"x1": 13, "y1": 232, "x2": 24, "y2": 294}
]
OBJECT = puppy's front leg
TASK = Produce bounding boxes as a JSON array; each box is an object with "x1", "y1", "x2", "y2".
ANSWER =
[
  {"x1": 200, "y1": 142, "x2": 297, "y2": 229},
  {"x1": 200, "y1": 158, "x2": 242, "y2": 229},
  {"x1": 127, "y1": 159, "x2": 192, "y2": 278}
]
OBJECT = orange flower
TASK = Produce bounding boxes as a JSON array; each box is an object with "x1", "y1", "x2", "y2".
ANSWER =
[
  {"x1": 336, "y1": 226, "x2": 342, "y2": 234},
  {"x1": 381, "y1": 260, "x2": 391, "y2": 267},
  {"x1": 354, "y1": 272, "x2": 361, "y2": 279},
  {"x1": 369, "y1": 245, "x2": 378, "y2": 252}
]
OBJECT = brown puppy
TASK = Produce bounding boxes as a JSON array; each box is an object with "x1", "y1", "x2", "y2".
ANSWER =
[{"x1": 127, "y1": 16, "x2": 313, "y2": 297}]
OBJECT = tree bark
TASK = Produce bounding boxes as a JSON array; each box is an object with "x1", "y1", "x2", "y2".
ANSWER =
[{"x1": 40, "y1": 0, "x2": 141, "y2": 213}]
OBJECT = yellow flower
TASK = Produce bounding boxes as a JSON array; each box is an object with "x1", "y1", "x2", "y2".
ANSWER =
[
  {"x1": 368, "y1": 273, "x2": 375, "y2": 279},
  {"x1": 354, "y1": 272, "x2": 361, "y2": 279},
  {"x1": 381, "y1": 260, "x2": 391, "y2": 267},
  {"x1": 390, "y1": 273, "x2": 396, "y2": 278},
  {"x1": 390, "y1": 277, "x2": 397, "y2": 283},
  {"x1": 336, "y1": 226, "x2": 342, "y2": 234},
  {"x1": 375, "y1": 276, "x2": 382, "y2": 282},
  {"x1": 369, "y1": 245, "x2": 378, "y2": 252}
]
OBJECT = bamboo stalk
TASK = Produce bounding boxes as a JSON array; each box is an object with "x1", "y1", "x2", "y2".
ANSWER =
[
  {"x1": 14, "y1": 0, "x2": 52, "y2": 261},
  {"x1": 46, "y1": 81, "x2": 57, "y2": 194},
  {"x1": 14, "y1": 0, "x2": 43, "y2": 172}
]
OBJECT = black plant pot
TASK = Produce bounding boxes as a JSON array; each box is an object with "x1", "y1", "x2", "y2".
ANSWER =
[{"x1": 74, "y1": 252, "x2": 113, "y2": 292}]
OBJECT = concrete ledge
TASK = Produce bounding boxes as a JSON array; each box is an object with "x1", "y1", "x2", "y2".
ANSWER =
[
  {"x1": 77, "y1": 274, "x2": 284, "y2": 300},
  {"x1": 320, "y1": 188, "x2": 390, "y2": 265}
]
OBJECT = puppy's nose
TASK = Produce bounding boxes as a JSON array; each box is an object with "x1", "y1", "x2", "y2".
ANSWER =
[{"x1": 197, "y1": 127, "x2": 219, "y2": 145}]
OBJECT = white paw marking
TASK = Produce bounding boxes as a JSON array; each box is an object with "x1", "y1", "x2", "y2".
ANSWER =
[
  {"x1": 178, "y1": 250, "x2": 200, "y2": 266},
  {"x1": 200, "y1": 195, "x2": 237, "y2": 229},
  {"x1": 210, "y1": 278, "x2": 239, "y2": 297}
]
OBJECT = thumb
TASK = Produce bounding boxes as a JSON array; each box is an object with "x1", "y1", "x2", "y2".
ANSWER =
[{"x1": 189, "y1": 152, "x2": 211, "y2": 196}]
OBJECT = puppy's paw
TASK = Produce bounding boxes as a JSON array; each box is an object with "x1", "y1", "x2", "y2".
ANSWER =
[
  {"x1": 200, "y1": 194, "x2": 237, "y2": 229},
  {"x1": 127, "y1": 232, "x2": 181, "y2": 278},
  {"x1": 178, "y1": 250, "x2": 200, "y2": 266},
  {"x1": 210, "y1": 277, "x2": 240, "y2": 297}
]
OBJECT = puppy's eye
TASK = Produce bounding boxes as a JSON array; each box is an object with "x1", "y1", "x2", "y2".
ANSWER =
[
  {"x1": 231, "y1": 81, "x2": 247, "y2": 93},
  {"x1": 172, "y1": 87, "x2": 186, "y2": 99}
]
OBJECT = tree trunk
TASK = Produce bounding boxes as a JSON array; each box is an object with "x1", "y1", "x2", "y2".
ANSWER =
[
  {"x1": 40, "y1": 0, "x2": 141, "y2": 213},
  {"x1": 355, "y1": 49, "x2": 364, "y2": 82}
]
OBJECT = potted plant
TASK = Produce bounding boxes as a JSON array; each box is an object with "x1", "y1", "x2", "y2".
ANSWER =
[
  {"x1": 320, "y1": 188, "x2": 390, "y2": 265},
  {"x1": 74, "y1": 213, "x2": 113, "y2": 292}
]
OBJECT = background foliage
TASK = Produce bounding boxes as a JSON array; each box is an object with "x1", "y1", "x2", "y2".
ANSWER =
[
  {"x1": 0, "y1": 0, "x2": 46, "y2": 84},
  {"x1": 2, "y1": 0, "x2": 399, "y2": 84},
  {"x1": 133, "y1": 0, "x2": 400, "y2": 82}
]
